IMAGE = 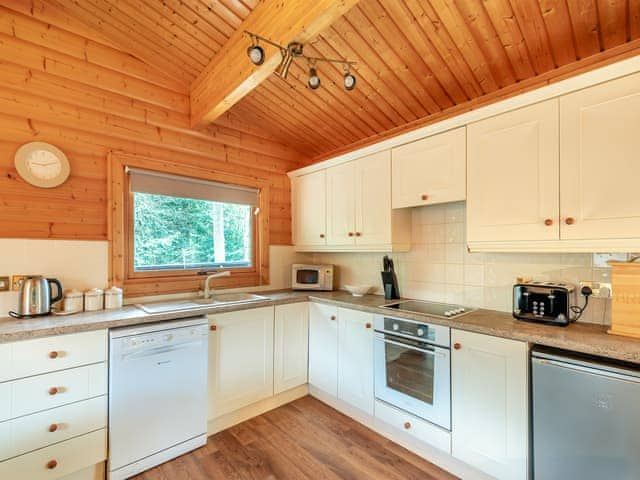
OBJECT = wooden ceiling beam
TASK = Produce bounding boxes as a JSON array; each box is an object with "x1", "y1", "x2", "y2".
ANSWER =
[{"x1": 189, "y1": 0, "x2": 361, "y2": 127}]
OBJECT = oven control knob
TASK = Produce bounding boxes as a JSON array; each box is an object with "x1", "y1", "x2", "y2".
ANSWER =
[
  {"x1": 416, "y1": 328, "x2": 425, "y2": 336},
  {"x1": 392, "y1": 324, "x2": 399, "y2": 331}
]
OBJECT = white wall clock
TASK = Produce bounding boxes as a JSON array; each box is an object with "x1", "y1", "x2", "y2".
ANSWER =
[{"x1": 14, "y1": 142, "x2": 71, "y2": 188}]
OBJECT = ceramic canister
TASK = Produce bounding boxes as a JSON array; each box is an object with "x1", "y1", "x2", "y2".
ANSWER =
[
  {"x1": 84, "y1": 288, "x2": 104, "y2": 312},
  {"x1": 104, "y1": 286, "x2": 123, "y2": 310},
  {"x1": 63, "y1": 289, "x2": 84, "y2": 313}
]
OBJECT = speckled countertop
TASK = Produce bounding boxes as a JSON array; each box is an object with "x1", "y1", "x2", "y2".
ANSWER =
[{"x1": 1, "y1": 290, "x2": 639, "y2": 364}]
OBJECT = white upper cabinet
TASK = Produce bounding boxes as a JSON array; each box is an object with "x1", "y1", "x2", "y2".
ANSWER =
[
  {"x1": 392, "y1": 127, "x2": 466, "y2": 209},
  {"x1": 467, "y1": 99, "x2": 560, "y2": 244},
  {"x1": 326, "y1": 162, "x2": 356, "y2": 246},
  {"x1": 560, "y1": 72, "x2": 640, "y2": 241},
  {"x1": 291, "y1": 150, "x2": 410, "y2": 252},
  {"x1": 292, "y1": 170, "x2": 326, "y2": 247},
  {"x1": 451, "y1": 330, "x2": 528, "y2": 480},
  {"x1": 355, "y1": 150, "x2": 394, "y2": 246},
  {"x1": 274, "y1": 303, "x2": 309, "y2": 395}
]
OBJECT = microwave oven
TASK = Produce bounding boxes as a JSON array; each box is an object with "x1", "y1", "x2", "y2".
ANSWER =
[{"x1": 292, "y1": 264, "x2": 334, "y2": 291}]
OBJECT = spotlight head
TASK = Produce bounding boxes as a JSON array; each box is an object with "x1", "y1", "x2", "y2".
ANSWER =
[
  {"x1": 247, "y1": 45, "x2": 265, "y2": 65},
  {"x1": 343, "y1": 72, "x2": 356, "y2": 91},
  {"x1": 308, "y1": 68, "x2": 321, "y2": 90}
]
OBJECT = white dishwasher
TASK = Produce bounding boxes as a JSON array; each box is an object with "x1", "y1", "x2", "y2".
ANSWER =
[{"x1": 108, "y1": 317, "x2": 208, "y2": 480}]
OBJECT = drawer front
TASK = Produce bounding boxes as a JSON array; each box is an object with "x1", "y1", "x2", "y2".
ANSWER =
[
  {"x1": 10, "y1": 363, "x2": 107, "y2": 419},
  {"x1": 0, "y1": 382, "x2": 9, "y2": 422},
  {"x1": 10, "y1": 330, "x2": 107, "y2": 380},
  {"x1": 0, "y1": 343, "x2": 10, "y2": 382},
  {"x1": 375, "y1": 400, "x2": 451, "y2": 453},
  {"x1": 0, "y1": 428, "x2": 106, "y2": 480},
  {"x1": 0, "y1": 396, "x2": 107, "y2": 461}
]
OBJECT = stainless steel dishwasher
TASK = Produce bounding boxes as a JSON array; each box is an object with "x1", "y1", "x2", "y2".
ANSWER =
[{"x1": 532, "y1": 347, "x2": 640, "y2": 479}]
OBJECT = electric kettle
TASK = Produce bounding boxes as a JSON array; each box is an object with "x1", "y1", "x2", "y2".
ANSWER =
[{"x1": 9, "y1": 276, "x2": 63, "y2": 318}]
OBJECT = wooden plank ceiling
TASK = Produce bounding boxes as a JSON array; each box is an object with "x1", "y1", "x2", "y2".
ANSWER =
[{"x1": 47, "y1": 0, "x2": 640, "y2": 160}]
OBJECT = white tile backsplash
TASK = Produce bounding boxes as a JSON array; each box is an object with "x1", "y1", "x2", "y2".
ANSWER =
[{"x1": 312, "y1": 202, "x2": 614, "y2": 326}]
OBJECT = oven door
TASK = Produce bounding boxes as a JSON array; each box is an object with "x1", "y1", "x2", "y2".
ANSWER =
[{"x1": 374, "y1": 332, "x2": 451, "y2": 430}]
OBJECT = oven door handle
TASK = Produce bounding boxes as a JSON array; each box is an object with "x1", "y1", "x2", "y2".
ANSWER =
[{"x1": 377, "y1": 336, "x2": 441, "y2": 356}]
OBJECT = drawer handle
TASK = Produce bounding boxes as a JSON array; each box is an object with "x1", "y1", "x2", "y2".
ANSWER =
[
  {"x1": 544, "y1": 218, "x2": 553, "y2": 226},
  {"x1": 421, "y1": 194, "x2": 429, "y2": 201},
  {"x1": 49, "y1": 351, "x2": 59, "y2": 359},
  {"x1": 48, "y1": 423, "x2": 59, "y2": 433},
  {"x1": 48, "y1": 387, "x2": 59, "y2": 396},
  {"x1": 404, "y1": 422, "x2": 411, "y2": 430},
  {"x1": 320, "y1": 234, "x2": 325, "y2": 238},
  {"x1": 453, "y1": 343, "x2": 461, "y2": 350},
  {"x1": 365, "y1": 322, "x2": 372, "y2": 329},
  {"x1": 355, "y1": 232, "x2": 362, "y2": 237},
  {"x1": 348, "y1": 232, "x2": 354, "y2": 237},
  {"x1": 209, "y1": 325, "x2": 217, "y2": 331},
  {"x1": 565, "y1": 217, "x2": 575, "y2": 225},
  {"x1": 46, "y1": 460, "x2": 58, "y2": 470},
  {"x1": 330, "y1": 315, "x2": 336, "y2": 321}
]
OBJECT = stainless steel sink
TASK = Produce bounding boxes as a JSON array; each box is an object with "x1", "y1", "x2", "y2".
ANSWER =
[
  {"x1": 194, "y1": 293, "x2": 268, "y2": 305},
  {"x1": 136, "y1": 293, "x2": 269, "y2": 314}
]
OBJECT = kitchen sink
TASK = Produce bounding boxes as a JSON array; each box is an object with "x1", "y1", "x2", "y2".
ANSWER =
[
  {"x1": 194, "y1": 293, "x2": 269, "y2": 305},
  {"x1": 136, "y1": 293, "x2": 269, "y2": 314}
]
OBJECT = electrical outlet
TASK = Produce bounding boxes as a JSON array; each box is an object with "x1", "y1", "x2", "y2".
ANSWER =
[
  {"x1": 579, "y1": 281, "x2": 612, "y2": 298},
  {"x1": 11, "y1": 275, "x2": 29, "y2": 291},
  {"x1": 0, "y1": 276, "x2": 9, "y2": 291}
]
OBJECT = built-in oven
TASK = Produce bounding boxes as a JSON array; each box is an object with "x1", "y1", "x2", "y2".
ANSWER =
[
  {"x1": 374, "y1": 314, "x2": 451, "y2": 431},
  {"x1": 291, "y1": 264, "x2": 334, "y2": 291}
]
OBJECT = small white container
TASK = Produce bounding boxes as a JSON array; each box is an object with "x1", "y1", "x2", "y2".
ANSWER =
[
  {"x1": 104, "y1": 286, "x2": 123, "y2": 310},
  {"x1": 84, "y1": 288, "x2": 104, "y2": 311},
  {"x1": 63, "y1": 289, "x2": 84, "y2": 313}
]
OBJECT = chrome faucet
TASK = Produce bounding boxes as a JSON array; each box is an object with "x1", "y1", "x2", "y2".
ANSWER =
[{"x1": 203, "y1": 271, "x2": 231, "y2": 299}]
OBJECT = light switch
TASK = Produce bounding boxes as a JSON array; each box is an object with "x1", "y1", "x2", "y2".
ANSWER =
[{"x1": 0, "y1": 276, "x2": 9, "y2": 291}]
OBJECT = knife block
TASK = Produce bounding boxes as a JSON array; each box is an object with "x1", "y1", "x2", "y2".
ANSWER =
[{"x1": 381, "y1": 271, "x2": 400, "y2": 300}]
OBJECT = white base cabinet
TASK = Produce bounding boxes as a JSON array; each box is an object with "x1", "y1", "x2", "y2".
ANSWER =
[
  {"x1": 337, "y1": 307, "x2": 374, "y2": 415},
  {"x1": 308, "y1": 303, "x2": 339, "y2": 396},
  {"x1": 274, "y1": 303, "x2": 309, "y2": 395},
  {"x1": 451, "y1": 329, "x2": 528, "y2": 480},
  {"x1": 207, "y1": 306, "x2": 275, "y2": 419}
]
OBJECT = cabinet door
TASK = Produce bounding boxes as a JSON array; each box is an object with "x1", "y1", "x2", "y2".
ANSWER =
[
  {"x1": 308, "y1": 303, "x2": 338, "y2": 396},
  {"x1": 392, "y1": 127, "x2": 466, "y2": 208},
  {"x1": 467, "y1": 99, "x2": 559, "y2": 243},
  {"x1": 292, "y1": 170, "x2": 326, "y2": 246},
  {"x1": 451, "y1": 329, "x2": 528, "y2": 480},
  {"x1": 355, "y1": 150, "x2": 392, "y2": 246},
  {"x1": 208, "y1": 306, "x2": 274, "y2": 419},
  {"x1": 326, "y1": 162, "x2": 356, "y2": 245},
  {"x1": 337, "y1": 308, "x2": 374, "y2": 414},
  {"x1": 560, "y1": 72, "x2": 640, "y2": 240},
  {"x1": 274, "y1": 303, "x2": 309, "y2": 395}
]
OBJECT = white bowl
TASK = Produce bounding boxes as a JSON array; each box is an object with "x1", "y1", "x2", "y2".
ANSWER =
[{"x1": 344, "y1": 285, "x2": 373, "y2": 297}]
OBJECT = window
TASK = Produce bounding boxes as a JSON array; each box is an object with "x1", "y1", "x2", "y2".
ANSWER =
[
  {"x1": 133, "y1": 193, "x2": 253, "y2": 271},
  {"x1": 128, "y1": 168, "x2": 258, "y2": 273},
  {"x1": 110, "y1": 153, "x2": 270, "y2": 297}
]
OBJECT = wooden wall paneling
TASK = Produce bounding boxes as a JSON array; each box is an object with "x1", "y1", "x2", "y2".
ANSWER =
[
  {"x1": 50, "y1": 0, "x2": 196, "y2": 84},
  {"x1": 426, "y1": 0, "x2": 500, "y2": 93},
  {"x1": 538, "y1": 0, "x2": 579, "y2": 66},
  {"x1": 596, "y1": 0, "x2": 628, "y2": 48},
  {"x1": 478, "y1": 0, "x2": 536, "y2": 80},
  {"x1": 192, "y1": 0, "x2": 246, "y2": 32},
  {"x1": 507, "y1": 0, "x2": 557, "y2": 73},
  {"x1": 632, "y1": 0, "x2": 640, "y2": 39},
  {"x1": 362, "y1": 0, "x2": 456, "y2": 108},
  {"x1": 565, "y1": 0, "x2": 602, "y2": 58}
]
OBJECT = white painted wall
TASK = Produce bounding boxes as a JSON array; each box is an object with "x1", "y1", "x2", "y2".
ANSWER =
[
  {"x1": 311, "y1": 202, "x2": 613, "y2": 325},
  {"x1": 0, "y1": 241, "x2": 307, "y2": 316}
]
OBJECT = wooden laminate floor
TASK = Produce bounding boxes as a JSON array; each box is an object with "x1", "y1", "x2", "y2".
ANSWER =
[{"x1": 133, "y1": 396, "x2": 458, "y2": 480}]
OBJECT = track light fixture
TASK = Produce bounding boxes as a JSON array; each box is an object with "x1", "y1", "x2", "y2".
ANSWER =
[{"x1": 245, "y1": 31, "x2": 357, "y2": 91}]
